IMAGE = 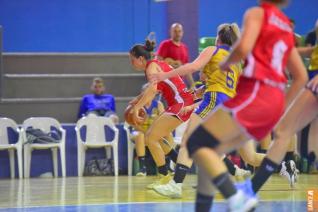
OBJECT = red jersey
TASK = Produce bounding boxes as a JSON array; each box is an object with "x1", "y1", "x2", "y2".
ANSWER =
[
  {"x1": 157, "y1": 39, "x2": 189, "y2": 64},
  {"x1": 243, "y1": 3, "x2": 294, "y2": 88},
  {"x1": 146, "y1": 60, "x2": 193, "y2": 107}
]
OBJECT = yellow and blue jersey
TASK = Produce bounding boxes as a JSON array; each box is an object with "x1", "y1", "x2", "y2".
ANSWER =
[
  {"x1": 307, "y1": 45, "x2": 318, "y2": 80},
  {"x1": 138, "y1": 100, "x2": 161, "y2": 132},
  {"x1": 203, "y1": 45, "x2": 241, "y2": 98},
  {"x1": 195, "y1": 91, "x2": 230, "y2": 119},
  {"x1": 194, "y1": 45, "x2": 241, "y2": 119},
  {"x1": 309, "y1": 45, "x2": 318, "y2": 71}
]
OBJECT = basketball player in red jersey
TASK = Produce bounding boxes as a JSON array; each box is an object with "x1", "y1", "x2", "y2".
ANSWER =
[
  {"x1": 184, "y1": 0, "x2": 307, "y2": 211},
  {"x1": 129, "y1": 39, "x2": 194, "y2": 189}
]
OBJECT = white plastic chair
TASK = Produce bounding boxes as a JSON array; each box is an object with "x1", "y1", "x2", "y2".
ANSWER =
[
  {"x1": 76, "y1": 116, "x2": 119, "y2": 176},
  {"x1": 22, "y1": 117, "x2": 66, "y2": 178},
  {"x1": 0, "y1": 118, "x2": 23, "y2": 179},
  {"x1": 173, "y1": 120, "x2": 189, "y2": 145}
]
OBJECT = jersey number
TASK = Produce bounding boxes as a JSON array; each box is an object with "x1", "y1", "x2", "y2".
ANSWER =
[
  {"x1": 226, "y1": 69, "x2": 235, "y2": 89},
  {"x1": 271, "y1": 40, "x2": 288, "y2": 75}
]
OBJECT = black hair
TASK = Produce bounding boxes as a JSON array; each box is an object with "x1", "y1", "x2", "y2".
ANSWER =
[{"x1": 129, "y1": 39, "x2": 156, "y2": 60}]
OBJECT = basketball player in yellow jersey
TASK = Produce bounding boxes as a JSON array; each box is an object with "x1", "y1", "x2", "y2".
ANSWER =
[
  {"x1": 298, "y1": 44, "x2": 318, "y2": 79},
  {"x1": 202, "y1": 41, "x2": 239, "y2": 100},
  {"x1": 150, "y1": 23, "x2": 265, "y2": 199}
]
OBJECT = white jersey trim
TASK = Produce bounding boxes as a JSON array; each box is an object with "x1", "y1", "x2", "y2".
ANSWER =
[
  {"x1": 163, "y1": 79, "x2": 184, "y2": 104},
  {"x1": 243, "y1": 54, "x2": 255, "y2": 77}
]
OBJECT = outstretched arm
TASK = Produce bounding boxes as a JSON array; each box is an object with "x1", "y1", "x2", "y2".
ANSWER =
[
  {"x1": 149, "y1": 46, "x2": 216, "y2": 83},
  {"x1": 166, "y1": 46, "x2": 215, "y2": 78}
]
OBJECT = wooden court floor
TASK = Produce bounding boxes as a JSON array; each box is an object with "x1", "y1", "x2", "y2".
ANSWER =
[{"x1": 0, "y1": 174, "x2": 317, "y2": 211}]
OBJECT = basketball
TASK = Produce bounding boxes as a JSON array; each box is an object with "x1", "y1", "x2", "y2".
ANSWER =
[{"x1": 124, "y1": 104, "x2": 147, "y2": 126}]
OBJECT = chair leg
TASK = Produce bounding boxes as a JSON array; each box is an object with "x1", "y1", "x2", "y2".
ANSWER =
[
  {"x1": 81, "y1": 149, "x2": 86, "y2": 176},
  {"x1": 52, "y1": 148, "x2": 58, "y2": 177},
  {"x1": 60, "y1": 146, "x2": 66, "y2": 177},
  {"x1": 24, "y1": 145, "x2": 31, "y2": 178},
  {"x1": 78, "y1": 145, "x2": 85, "y2": 177},
  {"x1": 77, "y1": 145, "x2": 82, "y2": 177},
  {"x1": 8, "y1": 149, "x2": 15, "y2": 179},
  {"x1": 128, "y1": 141, "x2": 134, "y2": 176},
  {"x1": 113, "y1": 145, "x2": 118, "y2": 176},
  {"x1": 17, "y1": 147, "x2": 23, "y2": 179},
  {"x1": 104, "y1": 147, "x2": 108, "y2": 159},
  {"x1": 106, "y1": 148, "x2": 111, "y2": 160}
]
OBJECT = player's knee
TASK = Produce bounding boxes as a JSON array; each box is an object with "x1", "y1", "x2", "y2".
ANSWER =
[
  {"x1": 186, "y1": 125, "x2": 220, "y2": 156},
  {"x1": 241, "y1": 152, "x2": 256, "y2": 166},
  {"x1": 144, "y1": 131, "x2": 152, "y2": 145},
  {"x1": 145, "y1": 130, "x2": 160, "y2": 145}
]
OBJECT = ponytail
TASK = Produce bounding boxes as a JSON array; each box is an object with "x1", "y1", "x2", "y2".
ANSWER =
[{"x1": 130, "y1": 32, "x2": 156, "y2": 60}]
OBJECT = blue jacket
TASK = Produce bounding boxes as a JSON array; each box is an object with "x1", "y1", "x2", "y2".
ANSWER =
[{"x1": 78, "y1": 94, "x2": 116, "y2": 118}]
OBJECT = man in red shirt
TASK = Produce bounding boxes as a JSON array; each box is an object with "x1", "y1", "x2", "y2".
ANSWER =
[{"x1": 157, "y1": 23, "x2": 194, "y2": 87}]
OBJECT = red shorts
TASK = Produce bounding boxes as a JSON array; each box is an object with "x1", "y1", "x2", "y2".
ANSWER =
[
  {"x1": 165, "y1": 98, "x2": 193, "y2": 122},
  {"x1": 223, "y1": 77, "x2": 285, "y2": 141}
]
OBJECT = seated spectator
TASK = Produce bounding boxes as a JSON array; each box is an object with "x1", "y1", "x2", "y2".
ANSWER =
[
  {"x1": 78, "y1": 77, "x2": 119, "y2": 124},
  {"x1": 305, "y1": 19, "x2": 318, "y2": 46}
]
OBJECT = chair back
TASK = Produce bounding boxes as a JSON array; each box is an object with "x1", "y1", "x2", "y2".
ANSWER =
[
  {"x1": 22, "y1": 117, "x2": 61, "y2": 133},
  {"x1": 76, "y1": 116, "x2": 118, "y2": 144},
  {"x1": 0, "y1": 118, "x2": 20, "y2": 145}
]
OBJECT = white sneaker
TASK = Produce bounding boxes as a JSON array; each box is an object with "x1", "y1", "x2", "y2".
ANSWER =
[
  {"x1": 168, "y1": 163, "x2": 175, "y2": 176},
  {"x1": 146, "y1": 174, "x2": 172, "y2": 189},
  {"x1": 228, "y1": 190, "x2": 258, "y2": 212},
  {"x1": 280, "y1": 161, "x2": 288, "y2": 177},
  {"x1": 289, "y1": 160, "x2": 300, "y2": 183},
  {"x1": 280, "y1": 160, "x2": 298, "y2": 188},
  {"x1": 136, "y1": 171, "x2": 147, "y2": 177},
  {"x1": 234, "y1": 165, "x2": 252, "y2": 178},
  {"x1": 153, "y1": 180, "x2": 182, "y2": 198}
]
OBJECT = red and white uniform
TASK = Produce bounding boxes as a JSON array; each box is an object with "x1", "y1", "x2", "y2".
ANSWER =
[
  {"x1": 223, "y1": 2, "x2": 295, "y2": 140},
  {"x1": 146, "y1": 59, "x2": 194, "y2": 121}
]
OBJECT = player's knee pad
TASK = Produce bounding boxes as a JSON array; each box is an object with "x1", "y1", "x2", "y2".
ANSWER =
[{"x1": 186, "y1": 125, "x2": 220, "y2": 156}]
